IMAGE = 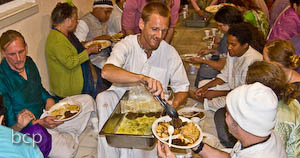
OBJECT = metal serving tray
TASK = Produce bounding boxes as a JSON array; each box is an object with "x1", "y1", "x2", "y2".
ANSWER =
[
  {"x1": 99, "y1": 91, "x2": 160, "y2": 150},
  {"x1": 184, "y1": 12, "x2": 212, "y2": 28}
]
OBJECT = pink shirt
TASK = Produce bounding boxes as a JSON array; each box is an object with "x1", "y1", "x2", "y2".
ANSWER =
[{"x1": 121, "y1": 0, "x2": 180, "y2": 34}]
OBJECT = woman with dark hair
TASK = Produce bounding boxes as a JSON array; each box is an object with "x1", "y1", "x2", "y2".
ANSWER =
[{"x1": 46, "y1": 2, "x2": 111, "y2": 99}]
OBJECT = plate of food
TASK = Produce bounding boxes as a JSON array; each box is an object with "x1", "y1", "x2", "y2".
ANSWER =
[
  {"x1": 178, "y1": 107, "x2": 206, "y2": 120},
  {"x1": 85, "y1": 40, "x2": 112, "y2": 50},
  {"x1": 205, "y1": 3, "x2": 235, "y2": 13},
  {"x1": 180, "y1": 53, "x2": 198, "y2": 60},
  {"x1": 111, "y1": 33, "x2": 124, "y2": 42},
  {"x1": 152, "y1": 116, "x2": 203, "y2": 149},
  {"x1": 47, "y1": 100, "x2": 81, "y2": 121}
]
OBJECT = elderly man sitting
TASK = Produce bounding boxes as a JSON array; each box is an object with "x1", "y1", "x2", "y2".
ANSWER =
[
  {"x1": 158, "y1": 82, "x2": 286, "y2": 158},
  {"x1": 0, "y1": 30, "x2": 95, "y2": 158}
]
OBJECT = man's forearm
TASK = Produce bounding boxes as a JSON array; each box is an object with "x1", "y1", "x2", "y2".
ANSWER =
[
  {"x1": 172, "y1": 92, "x2": 188, "y2": 108},
  {"x1": 201, "y1": 58, "x2": 226, "y2": 71},
  {"x1": 205, "y1": 78, "x2": 225, "y2": 89},
  {"x1": 102, "y1": 64, "x2": 143, "y2": 84},
  {"x1": 198, "y1": 144, "x2": 230, "y2": 158},
  {"x1": 164, "y1": 28, "x2": 174, "y2": 43}
]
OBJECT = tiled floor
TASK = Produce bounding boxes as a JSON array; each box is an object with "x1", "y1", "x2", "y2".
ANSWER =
[{"x1": 75, "y1": 15, "x2": 219, "y2": 158}]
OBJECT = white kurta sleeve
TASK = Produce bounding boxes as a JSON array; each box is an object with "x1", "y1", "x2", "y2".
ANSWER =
[
  {"x1": 74, "y1": 20, "x2": 89, "y2": 42},
  {"x1": 168, "y1": 48, "x2": 190, "y2": 93},
  {"x1": 216, "y1": 56, "x2": 230, "y2": 83},
  {"x1": 105, "y1": 39, "x2": 129, "y2": 67}
]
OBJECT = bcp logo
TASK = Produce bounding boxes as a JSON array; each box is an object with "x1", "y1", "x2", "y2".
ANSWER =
[{"x1": 11, "y1": 130, "x2": 42, "y2": 147}]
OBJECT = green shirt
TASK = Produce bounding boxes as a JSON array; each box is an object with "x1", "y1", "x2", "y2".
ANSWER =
[
  {"x1": 0, "y1": 57, "x2": 51, "y2": 127},
  {"x1": 244, "y1": 10, "x2": 270, "y2": 37},
  {"x1": 45, "y1": 29, "x2": 89, "y2": 97}
]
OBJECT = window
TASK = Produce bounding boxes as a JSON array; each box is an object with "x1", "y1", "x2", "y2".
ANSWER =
[
  {"x1": 0, "y1": 0, "x2": 14, "y2": 5},
  {"x1": 0, "y1": 0, "x2": 39, "y2": 29}
]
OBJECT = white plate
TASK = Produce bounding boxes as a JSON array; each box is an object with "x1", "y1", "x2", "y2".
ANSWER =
[
  {"x1": 205, "y1": 4, "x2": 223, "y2": 13},
  {"x1": 178, "y1": 107, "x2": 206, "y2": 120},
  {"x1": 152, "y1": 116, "x2": 203, "y2": 149},
  {"x1": 205, "y1": 3, "x2": 235, "y2": 13},
  {"x1": 47, "y1": 100, "x2": 82, "y2": 121},
  {"x1": 180, "y1": 53, "x2": 198, "y2": 59},
  {"x1": 85, "y1": 40, "x2": 112, "y2": 50},
  {"x1": 202, "y1": 133, "x2": 221, "y2": 148}
]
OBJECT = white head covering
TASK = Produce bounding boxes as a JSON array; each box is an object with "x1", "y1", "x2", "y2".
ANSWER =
[
  {"x1": 226, "y1": 82, "x2": 278, "y2": 137},
  {"x1": 93, "y1": 0, "x2": 113, "y2": 8}
]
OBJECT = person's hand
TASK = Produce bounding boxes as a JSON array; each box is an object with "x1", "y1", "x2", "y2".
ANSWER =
[
  {"x1": 140, "y1": 75, "x2": 164, "y2": 98},
  {"x1": 87, "y1": 44, "x2": 101, "y2": 55},
  {"x1": 196, "y1": 9, "x2": 204, "y2": 16},
  {"x1": 157, "y1": 141, "x2": 176, "y2": 158},
  {"x1": 197, "y1": 48, "x2": 211, "y2": 56},
  {"x1": 16, "y1": 109, "x2": 36, "y2": 129},
  {"x1": 34, "y1": 116, "x2": 63, "y2": 129},
  {"x1": 93, "y1": 35, "x2": 112, "y2": 41},
  {"x1": 196, "y1": 85, "x2": 209, "y2": 97},
  {"x1": 185, "y1": 57, "x2": 206, "y2": 64},
  {"x1": 45, "y1": 98, "x2": 55, "y2": 111}
]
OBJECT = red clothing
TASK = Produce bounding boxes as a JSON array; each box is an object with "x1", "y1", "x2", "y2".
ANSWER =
[{"x1": 121, "y1": 0, "x2": 180, "y2": 33}]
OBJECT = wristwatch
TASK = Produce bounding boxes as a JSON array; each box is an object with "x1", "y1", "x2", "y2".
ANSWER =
[{"x1": 192, "y1": 142, "x2": 204, "y2": 154}]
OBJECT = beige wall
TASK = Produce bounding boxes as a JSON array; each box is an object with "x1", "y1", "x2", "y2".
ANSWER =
[{"x1": 0, "y1": 0, "x2": 94, "y2": 91}]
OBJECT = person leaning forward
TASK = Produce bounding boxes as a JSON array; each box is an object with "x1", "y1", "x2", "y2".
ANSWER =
[
  {"x1": 96, "y1": 2, "x2": 189, "y2": 158},
  {"x1": 158, "y1": 83, "x2": 287, "y2": 158}
]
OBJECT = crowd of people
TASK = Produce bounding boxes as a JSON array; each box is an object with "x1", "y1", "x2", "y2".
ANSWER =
[{"x1": 0, "y1": 0, "x2": 299, "y2": 158}]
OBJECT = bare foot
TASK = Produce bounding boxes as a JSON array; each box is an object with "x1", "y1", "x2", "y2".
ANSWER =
[{"x1": 189, "y1": 90, "x2": 204, "y2": 102}]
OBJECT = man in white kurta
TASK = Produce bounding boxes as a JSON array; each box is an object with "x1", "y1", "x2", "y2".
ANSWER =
[
  {"x1": 196, "y1": 23, "x2": 263, "y2": 111},
  {"x1": 96, "y1": 2, "x2": 189, "y2": 158}
]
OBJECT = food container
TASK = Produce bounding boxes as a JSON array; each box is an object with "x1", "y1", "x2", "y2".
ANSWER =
[
  {"x1": 184, "y1": 12, "x2": 212, "y2": 28},
  {"x1": 99, "y1": 91, "x2": 162, "y2": 149}
]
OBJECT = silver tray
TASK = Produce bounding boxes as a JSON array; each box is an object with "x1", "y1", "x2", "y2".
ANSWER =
[{"x1": 99, "y1": 91, "x2": 161, "y2": 149}]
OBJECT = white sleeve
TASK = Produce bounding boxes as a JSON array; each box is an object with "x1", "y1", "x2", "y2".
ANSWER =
[
  {"x1": 105, "y1": 40, "x2": 129, "y2": 67},
  {"x1": 216, "y1": 56, "x2": 229, "y2": 83},
  {"x1": 74, "y1": 20, "x2": 89, "y2": 42}
]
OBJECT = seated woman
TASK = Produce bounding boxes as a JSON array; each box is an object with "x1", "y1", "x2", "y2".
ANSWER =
[
  {"x1": 45, "y1": 2, "x2": 111, "y2": 99},
  {"x1": 247, "y1": 61, "x2": 300, "y2": 158},
  {"x1": 231, "y1": 0, "x2": 270, "y2": 37},
  {"x1": 263, "y1": 40, "x2": 300, "y2": 100}
]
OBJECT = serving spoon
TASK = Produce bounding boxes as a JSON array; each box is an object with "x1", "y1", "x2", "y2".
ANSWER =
[{"x1": 168, "y1": 125, "x2": 174, "y2": 147}]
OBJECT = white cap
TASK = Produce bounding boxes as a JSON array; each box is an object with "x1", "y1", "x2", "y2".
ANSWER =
[
  {"x1": 226, "y1": 82, "x2": 278, "y2": 137},
  {"x1": 93, "y1": 0, "x2": 113, "y2": 8}
]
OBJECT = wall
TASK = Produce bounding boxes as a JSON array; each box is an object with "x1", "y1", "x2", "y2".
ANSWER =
[{"x1": 0, "y1": 0, "x2": 94, "y2": 91}]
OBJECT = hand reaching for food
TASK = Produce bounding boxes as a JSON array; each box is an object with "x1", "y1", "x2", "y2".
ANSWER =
[{"x1": 16, "y1": 109, "x2": 36, "y2": 129}]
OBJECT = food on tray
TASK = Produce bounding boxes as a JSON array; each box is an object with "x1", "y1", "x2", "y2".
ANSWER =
[
  {"x1": 111, "y1": 33, "x2": 124, "y2": 41},
  {"x1": 49, "y1": 104, "x2": 80, "y2": 120},
  {"x1": 126, "y1": 112, "x2": 161, "y2": 120},
  {"x1": 116, "y1": 115, "x2": 157, "y2": 135},
  {"x1": 85, "y1": 40, "x2": 111, "y2": 49},
  {"x1": 155, "y1": 120, "x2": 200, "y2": 146}
]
